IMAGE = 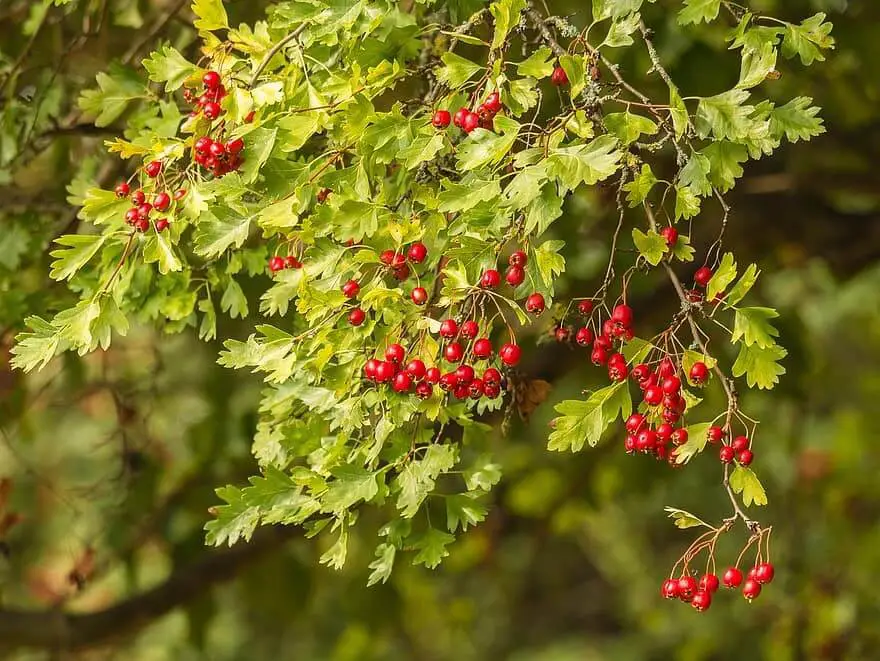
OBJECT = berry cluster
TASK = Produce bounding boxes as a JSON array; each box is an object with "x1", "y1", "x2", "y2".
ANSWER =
[
  {"x1": 269, "y1": 254, "x2": 303, "y2": 273},
  {"x1": 193, "y1": 135, "x2": 245, "y2": 177},
  {"x1": 182, "y1": 70, "x2": 227, "y2": 120},
  {"x1": 663, "y1": 561, "x2": 775, "y2": 611},
  {"x1": 115, "y1": 182, "x2": 184, "y2": 233},
  {"x1": 433, "y1": 91, "x2": 504, "y2": 134}
]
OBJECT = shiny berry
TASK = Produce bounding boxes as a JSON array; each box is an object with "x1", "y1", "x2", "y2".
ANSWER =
[
  {"x1": 590, "y1": 346, "x2": 608, "y2": 365},
  {"x1": 348, "y1": 308, "x2": 365, "y2": 326},
  {"x1": 737, "y1": 449, "x2": 754, "y2": 466},
  {"x1": 405, "y1": 360, "x2": 427, "y2": 381},
  {"x1": 662, "y1": 579, "x2": 680, "y2": 599},
  {"x1": 131, "y1": 189, "x2": 146, "y2": 206},
  {"x1": 462, "y1": 111, "x2": 480, "y2": 133},
  {"x1": 660, "y1": 226, "x2": 679, "y2": 247},
  {"x1": 611, "y1": 304, "x2": 633, "y2": 327},
  {"x1": 483, "y1": 368, "x2": 501, "y2": 384},
  {"x1": 691, "y1": 590, "x2": 712, "y2": 612},
  {"x1": 719, "y1": 445, "x2": 735, "y2": 463},
  {"x1": 505, "y1": 265, "x2": 525, "y2": 286},
  {"x1": 432, "y1": 109, "x2": 451, "y2": 129},
  {"x1": 411, "y1": 287, "x2": 428, "y2": 305},
  {"x1": 425, "y1": 367, "x2": 441, "y2": 384},
  {"x1": 285, "y1": 256, "x2": 301, "y2": 269},
  {"x1": 115, "y1": 182, "x2": 130, "y2": 198},
  {"x1": 625, "y1": 413, "x2": 646, "y2": 434},
  {"x1": 269, "y1": 256, "x2": 285, "y2": 272},
  {"x1": 364, "y1": 358, "x2": 380, "y2": 380},
  {"x1": 575, "y1": 327, "x2": 593, "y2": 346},
  {"x1": 732, "y1": 435, "x2": 750, "y2": 452},
  {"x1": 555, "y1": 326, "x2": 570, "y2": 343},
  {"x1": 455, "y1": 364, "x2": 475, "y2": 384},
  {"x1": 203, "y1": 102, "x2": 221, "y2": 120},
  {"x1": 460, "y1": 320, "x2": 479, "y2": 339},
  {"x1": 416, "y1": 382, "x2": 433, "y2": 399},
  {"x1": 500, "y1": 343, "x2": 521, "y2": 366},
  {"x1": 742, "y1": 579, "x2": 762, "y2": 601},
  {"x1": 145, "y1": 160, "x2": 162, "y2": 178},
  {"x1": 452, "y1": 107, "x2": 469, "y2": 128},
  {"x1": 469, "y1": 378, "x2": 485, "y2": 399},
  {"x1": 392, "y1": 372, "x2": 412, "y2": 393},
  {"x1": 694, "y1": 266, "x2": 713, "y2": 287},
  {"x1": 154, "y1": 218, "x2": 170, "y2": 232},
  {"x1": 525, "y1": 293, "x2": 545, "y2": 315},
  {"x1": 407, "y1": 242, "x2": 427, "y2": 263},
  {"x1": 707, "y1": 425, "x2": 724, "y2": 443},
  {"x1": 342, "y1": 279, "x2": 360, "y2": 298},
  {"x1": 480, "y1": 269, "x2": 501, "y2": 289},
  {"x1": 483, "y1": 91, "x2": 502, "y2": 113},
  {"x1": 578, "y1": 300, "x2": 593, "y2": 315},
  {"x1": 385, "y1": 343, "x2": 406, "y2": 364},
  {"x1": 226, "y1": 138, "x2": 244, "y2": 154},
  {"x1": 134, "y1": 217, "x2": 150, "y2": 232},
  {"x1": 722, "y1": 567, "x2": 743, "y2": 588},
  {"x1": 699, "y1": 574, "x2": 720, "y2": 593},
  {"x1": 373, "y1": 359, "x2": 394, "y2": 381},
  {"x1": 755, "y1": 562, "x2": 775, "y2": 584},
  {"x1": 174, "y1": 188, "x2": 187, "y2": 200},
  {"x1": 644, "y1": 386, "x2": 663, "y2": 406},
  {"x1": 671, "y1": 428, "x2": 688, "y2": 446},
  {"x1": 202, "y1": 71, "x2": 221, "y2": 89},
  {"x1": 152, "y1": 192, "x2": 171, "y2": 211},
  {"x1": 508, "y1": 250, "x2": 527, "y2": 267},
  {"x1": 677, "y1": 576, "x2": 697, "y2": 601},
  {"x1": 472, "y1": 338, "x2": 493, "y2": 359},
  {"x1": 439, "y1": 319, "x2": 458, "y2": 338},
  {"x1": 661, "y1": 375, "x2": 681, "y2": 394},
  {"x1": 690, "y1": 361, "x2": 709, "y2": 384},
  {"x1": 444, "y1": 342, "x2": 464, "y2": 363},
  {"x1": 550, "y1": 65, "x2": 569, "y2": 86}
]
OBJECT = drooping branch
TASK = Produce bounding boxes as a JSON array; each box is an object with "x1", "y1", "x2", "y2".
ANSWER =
[{"x1": 0, "y1": 525, "x2": 298, "y2": 653}]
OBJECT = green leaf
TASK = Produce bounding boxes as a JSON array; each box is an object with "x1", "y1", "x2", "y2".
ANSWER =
[
  {"x1": 737, "y1": 41, "x2": 777, "y2": 89},
  {"x1": 533, "y1": 240, "x2": 565, "y2": 288},
  {"x1": 679, "y1": 152, "x2": 712, "y2": 197},
  {"x1": 367, "y1": 543, "x2": 396, "y2": 586},
  {"x1": 624, "y1": 164, "x2": 657, "y2": 206},
  {"x1": 464, "y1": 455, "x2": 502, "y2": 491},
  {"x1": 78, "y1": 64, "x2": 144, "y2": 127},
  {"x1": 669, "y1": 85, "x2": 689, "y2": 139},
  {"x1": 725, "y1": 263, "x2": 760, "y2": 306},
  {"x1": 679, "y1": 0, "x2": 720, "y2": 26},
  {"x1": 548, "y1": 381, "x2": 632, "y2": 452},
  {"x1": 706, "y1": 252, "x2": 737, "y2": 301},
  {"x1": 673, "y1": 422, "x2": 711, "y2": 464},
  {"x1": 729, "y1": 465, "x2": 768, "y2": 507},
  {"x1": 412, "y1": 526, "x2": 455, "y2": 569},
  {"x1": 671, "y1": 233, "x2": 696, "y2": 262},
  {"x1": 194, "y1": 208, "x2": 253, "y2": 258},
  {"x1": 516, "y1": 46, "x2": 554, "y2": 78},
  {"x1": 732, "y1": 342, "x2": 787, "y2": 390},
  {"x1": 702, "y1": 141, "x2": 748, "y2": 193},
  {"x1": 632, "y1": 228, "x2": 668, "y2": 266},
  {"x1": 489, "y1": 0, "x2": 526, "y2": 50},
  {"x1": 221, "y1": 278, "x2": 249, "y2": 319},
  {"x1": 446, "y1": 493, "x2": 488, "y2": 532},
  {"x1": 505, "y1": 163, "x2": 549, "y2": 210},
  {"x1": 524, "y1": 183, "x2": 564, "y2": 237},
  {"x1": 322, "y1": 465, "x2": 381, "y2": 514},
  {"x1": 438, "y1": 178, "x2": 501, "y2": 213},
  {"x1": 603, "y1": 112, "x2": 658, "y2": 145},
  {"x1": 191, "y1": 0, "x2": 228, "y2": 32},
  {"x1": 664, "y1": 507, "x2": 712, "y2": 529},
  {"x1": 49, "y1": 234, "x2": 107, "y2": 281},
  {"x1": 674, "y1": 185, "x2": 701, "y2": 220},
  {"x1": 399, "y1": 133, "x2": 445, "y2": 169},
  {"x1": 10, "y1": 317, "x2": 60, "y2": 373},
  {"x1": 559, "y1": 55, "x2": 586, "y2": 97},
  {"x1": 396, "y1": 444, "x2": 457, "y2": 518},
  {"x1": 732, "y1": 307, "x2": 780, "y2": 348},
  {"x1": 769, "y1": 97, "x2": 825, "y2": 143},
  {"x1": 142, "y1": 45, "x2": 200, "y2": 92},
  {"x1": 503, "y1": 78, "x2": 539, "y2": 115},
  {"x1": 695, "y1": 89, "x2": 754, "y2": 141},
  {"x1": 603, "y1": 12, "x2": 641, "y2": 48},
  {"x1": 546, "y1": 136, "x2": 622, "y2": 191},
  {"x1": 435, "y1": 52, "x2": 483, "y2": 87},
  {"x1": 781, "y1": 13, "x2": 835, "y2": 66},
  {"x1": 456, "y1": 124, "x2": 518, "y2": 172},
  {"x1": 80, "y1": 188, "x2": 131, "y2": 225},
  {"x1": 593, "y1": 0, "x2": 644, "y2": 21}
]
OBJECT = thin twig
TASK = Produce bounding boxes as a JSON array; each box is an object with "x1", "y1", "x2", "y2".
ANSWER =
[{"x1": 249, "y1": 24, "x2": 308, "y2": 88}]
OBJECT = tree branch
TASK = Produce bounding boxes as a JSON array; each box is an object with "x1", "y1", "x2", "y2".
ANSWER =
[{"x1": 0, "y1": 525, "x2": 298, "y2": 653}]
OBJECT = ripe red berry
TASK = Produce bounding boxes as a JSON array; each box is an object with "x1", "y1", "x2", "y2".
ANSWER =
[
  {"x1": 364, "y1": 358, "x2": 380, "y2": 380},
  {"x1": 661, "y1": 375, "x2": 681, "y2": 395},
  {"x1": 380, "y1": 249, "x2": 395, "y2": 265},
  {"x1": 657, "y1": 357, "x2": 676, "y2": 379},
  {"x1": 317, "y1": 187, "x2": 331, "y2": 203},
  {"x1": 699, "y1": 574, "x2": 720, "y2": 594},
  {"x1": 152, "y1": 192, "x2": 171, "y2": 211},
  {"x1": 677, "y1": 576, "x2": 697, "y2": 601},
  {"x1": 483, "y1": 368, "x2": 501, "y2": 384},
  {"x1": 656, "y1": 423, "x2": 673, "y2": 443},
  {"x1": 661, "y1": 579, "x2": 680, "y2": 599},
  {"x1": 392, "y1": 372, "x2": 412, "y2": 393},
  {"x1": 285, "y1": 256, "x2": 301, "y2": 269},
  {"x1": 203, "y1": 102, "x2": 221, "y2": 119},
  {"x1": 707, "y1": 425, "x2": 724, "y2": 443},
  {"x1": 689, "y1": 361, "x2": 709, "y2": 385},
  {"x1": 575, "y1": 327, "x2": 593, "y2": 346},
  {"x1": 660, "y1": 226, "x2": 679, "y2": 247},
  {"x1": 671, "y1": 428, "x2": 688, "y2": 446},
  {"x1": 737, "y1": 448, "x2": 754, "y2": 466},
  {"x1": 154, "y1": 218, "x2": 170, "y2": 233},
  {"x1": 269, "y1": 256, "x2": 285, "y2": 273},
  {"x1": 455, "y1": 364, "x2": 475, "y2": 384},
  {"x1": 550, "y1": 65, "x2": 569, "y2": 86},
  {"x1": 590, "y1": 346, "x2": 608, "y2": 365},
  {"x1": 134, "y1": 217, "x2": 150, "y2": 232},
  {"x1": 195, "y1": 136, "x2": 212, "y2": 153},
  {"x1": 386, "y1": 343, "x2": 406, "y2": 364},
  {"x1": 145, "y1": 160, "x2": 162, "y2": 178},
  {"x1": 124, "y1": 208, "x2": 139, "y2": 224},
  {"x1": 416, "y1": 382, "x2": 433, "y2": 399},
  {"x1": 202, "y1": 71, "x2": 221, "y2": 89},
  {"x1": 732, "y1": 435, "x2": 750, "y2": 452},
  {"x1": 245, "y1": 110, "x2": 255, "y2": 123},
  {"x1": 348, "y1": 308, "x2": 365, "y2": 326},
  {"x1": 462, "y1": 111, "x2": 480, "y2": 133},
  {"x1": 625, "y1": 413, "x2": 646, "y2": 434},
  {"x1": 453, "y1": 107, "x2": 468, "y2": 128},
  {"x1": 469, "y1": 378, "x2": 485, "y2": 399},
  {"x1": 225, "y1": 138, "x2": 245, "y2": 155},
  {"x1": 719, "y1": 445, "x2": 735, "y2": 463},
  {"x1": 691, "y1": 590, "x2": 712, "y2": 612},
  {"x1": 505, "y1": 265, "x2": 525, "y2": 286},
  {"x1": 480, "y1": 269, "x2": 501, "y2": 289},
  {"x1": 694, "y1": 266, "x2": 713, "y2": 287},
  {"x1": 508, "y1": 250, "x2": 527, "y2": 267},
  {"x1": 644, "y1": 386, "x2": 663, "y2": 406},
  {"x1": 425, "y1": 367, "x2": 441, "y2": 384},
  {"x1": 407, "y1": 242, "x2": 427, "y2": 263},
  {"x1": 439, "y1": 373, "x2": 458, "y2": 391},
  {"x1": 636, "y1": 429, "x2": 656, "y2": 452},
  {"x1": 131, "y1": 189, "x2": 146, "y2": 206},
  {"x1": 483, "y1": 91, "x2": 502, "y2": 113},
  {"x1": 755, "y1": 562, "x2": 775, "y2": 584},
  {"x1": 439, "y1": 319, "x2": 458, "y2": 338},
  {"x1": 393, "y1": 264, "x2": 411, "y2": 280},
  {"x1": 137, "y1": 203, "x2": 153, "y2": 219},
  {"x1": 578, "y1": 300, "x2": 594, "y2": 315},
  {"x1": 742, "y1": 578, "x2": 762, "y2": 601},
  {"x1": 174, "y1": 188, "x2": 187, "y2": 200},
  {"x1": 611, "y1": 304, "x2": 633, "y2": 327},
  {"x1": 405, "y1": 359, "x2": 426, "y2": 381},
  {"x1": 411, "y1": 287, "x2": 428, "y2": 305},
  {"x1": 499, "y1": 343, "x2": 521, "y2": 366},
  {"x1": 114, "y1": 182, "x2": 130, "y2": 198},
  {"x1": 431, "y1": 109, "x2": 451, "y2": 129},
  {"x1": 444, "y1": 342, "x2": 464, "y2": 363},
  {"x1": 453, "y1": 383, "x2": 469, "y2": 400},
  {"x1": 630, "y1": 363, "x2": 649, "y2": 382},
  {"x1": 722, "y1": 567, "x2": 743, "y2": 588},
  {"x1": 460, "y1": 320, "x2": 479, "y2": 339},
  {"x1": 525, "y1": 292, "x2": 545, "y2": 315},
  {"x1": 555, "y1": 326, "x2": 570, "y2": 343},
  {"x1": 472, "y1": 338, "x2": 493, "y2": 359},
  {"x1": 342, "y1": 279, "x2": 360, "y2": 298}
]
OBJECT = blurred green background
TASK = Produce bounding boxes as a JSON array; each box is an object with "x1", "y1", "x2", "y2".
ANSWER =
[{"x1": 2, "y1": 0, "x2": 880, "y2": 659}]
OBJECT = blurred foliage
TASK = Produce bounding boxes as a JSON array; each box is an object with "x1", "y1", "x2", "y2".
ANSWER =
[{"x1": 1, "y1": 0, "x2": 879, "y2": 659}]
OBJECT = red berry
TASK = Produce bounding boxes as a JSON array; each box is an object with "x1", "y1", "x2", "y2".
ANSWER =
[
  {"x1": 152, "y1": 192, "x2": 171, "y2": 211},
  {"x1": 483, "y1": 381, "x2": 501, "y2": 398},
  {"x1": 525, "y1": 293, "x2": 545, "y2": 315},
  {"x1": 611, "y1": 304, "x2": 633, "y2": 327},
  {"x1": 732, "y1": 435, "x2": 750, "y2": 452},
  {"x1": 483, "y1": 368, "x2": 501, "y2": 384},
  {"x1": 508, "y1": 250, "x2": 527, "y2": 267},
  {"x1": 285, "y1": 256, "x2": 301, "y2": 269},
  {"x1": 114, "y1": 182, "x2": 130, "y2": 198},
  {"x1": 202, "y1": 71, "x2": 221, "y2": 89},
  {"x1": 608, "y1": 359, "x2": 628, "y2": 382},
  {"x1": 694, "y1": 266, "x2": 713, "y2": 288},
  {"x1": 317, "y1": 187, "x2": 331, "y2": 203},
  {"x1": 737, "y1": 449, "x2": 754, "y2": 466},
  {"x1": 131, "y1": 189, "x2": 146, "y2": 205},
  {"x1": 462, "y1": 111, "x2": 480, "y2": 133},
  {"x1": 411, "y1": 287, "x2": 428, "y2": 305},
  {"x1": 625, "y1": 413, "x2": 646, "y2": 434},
  {"x1": 439, "y1": 373, "x2": 458, "y2": 391},
  {"x1": 636, "y1": 429, "x2": 656, "y2": 452},
  {"x1": 203, "y1": 102, "x2": 221, "y2": 120},
  {"x1": 656, "y1": 423, "x2": 674, "y2": 443},
  {"x1": 348, "y1": 308, "x2": 365, "y2": 326},
  {"x1": 590, "y1": 346, "x2": 608, "y2": 365},
  {"x1": 452, "y1": 107, "x2": 468, "y2": 128},
  {"x1": 407, "y1": 242, "x2": 427, "y2": 263},
  {"x1": 174, "y1": 189, "x2": 187, "y2": 200},
  {"x1": 208, "y1": 141, "x2": 225, "y2": 157},
  {"x1": 722, "y1": 567, "x2": 743, "y2": 588},
  {"x1": 393, "y1": 264, "x2": 411, "y2": 280},
  {"x1": 453, "y1": 383, "x2": 470, "y2": 400},
  {"x1": 689, "y1": 361, "x2": 709, "y2": 385},
  {"x1": 226, "y1": 138, "x2": 245, "y2": 154},
  {"x1": 742, "y1": 578, "x2": 762, "y2": 601},
  {"x1": 455, "y1": 364, "x2": 475, "y2": 384},
  {"x1": 244, "y1": 110, "x2": 255, "y2": 123},
  {"x1": 480, "y1": 269, "x2": 501, "y2": 289},
  {"x1": 691, "y1": 590, "x2": 712, "y2": 612},
  {"x1": 268, "y1": 256, "x2": 285, "y2": 273},
  {"x1": 425, "y1": 367, "x2": 441, "y2": 384},
  {"x1": 145, "y1": 160, "x2": 162, "y2": 178},
  {"x1": 392, "y1": 372, "x2": 412, "y2": 393},
  {"x1": 719, "y1": 445, "x2": 735, "y2": 464},
  {"x1": 124, "y1": 208, "x2": 139, "y2": 224},
  {"x1": 624, "y1": 435, "x2": 637, "y2": 454},
  {"x1": 699, "y1": 574, "x2": 720, "y2": 593},
  {"x1": 677, "y1": 576, "x2": 697, "y2": 601},
  {"x1": 342, "y1": 279, "x2": 360, "y2": 298},
  {"x1": 483, "y1": 91, "x2": 502, "y2": 113},
  {"x1": 578, "y1": 300, "x2": 594, "y2": 315},
  {"x1": 405, "y1": 359, "x2": 427, "y2": 381},
  {"x1": 469, "y1": 378, "x2": 485, "y2": 399},
  {"x1": 707, "y1": 425, "x2": 724, "y2": 444},
  {"x1": 472, "y1": 338, "x2": 493, "y2": 359},
  {"x1": 661, "y1": 579, "x2": 680, "y2": 599},
  {"x1": 416, "y1": 382, "x2": 433, "y2": 399},
  {"x1": 644, "y1": 386, "x2": 663, "y2": 406},
  {"x1": 505, "y1": 265, "x2": 525, "y2": 286},
  {"x1": 460, "y1": 320, "x2": 479, "y2": 339},
  {"x1": 550, "y1": 65, "x2": 569, "y2": 86},
  {"x1": 444, "y1": 342, "x2": 464, "y2": 363},
  {"x1": 657, "y1": 357, "x2": 676, "y2": 379},
  {"x1": 575, "y1": 327, "x2": 593, "y2": 346},
  {"x1": 137, "y1": 203, "x2": 152, "y2": 219},
  {"x1": 385, "y1": 343, "x2": 406, "y2": 364},
  {"x1": 380, "y1": 249, "x2": 395, "y2": 265},
  {"x1": 555, "y1": 326, "x2": 570, "y2": 343},
  {"x1": 671, "y1": 428, "x2": 688, "y2": 446},
  {"x1": 499, "y1": 343, "x2": 521, "y2": 366},
  {"x1": 431, "y1": 109, "x2": 451, "y2": 129},
  {"x1": 755, "y1": 562, "x2": 775, "y2": 584},
  {"x1": 439, "y1": 319, "x2": 458, "y2": 338},
  {"x1": 364, "y1": 358, "x2": 380, "y2": 380},
  {"x1": 134, "y1": 217, "x2": 150, "y2": 232},
  {"x1": 154, "y1": 218, "x2": 170, "y2": 232},
  {"x1": 631, "y1": 363, "x2": 650, "y2": 382},
  {"x1": 660, "y1": 226, "x2": 679, "y2": 247},
  {"x1": 661, "y1": 375, "x2": 681, "y2": 395}
]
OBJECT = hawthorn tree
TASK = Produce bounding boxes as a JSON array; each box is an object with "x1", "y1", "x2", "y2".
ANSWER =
[{"x1": 10, "y1": 0, "x2": 878, "y2": 656}]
